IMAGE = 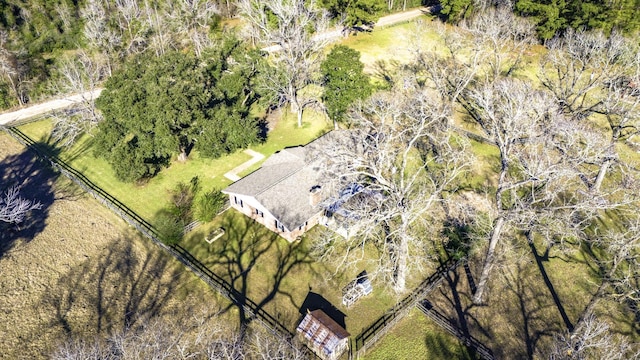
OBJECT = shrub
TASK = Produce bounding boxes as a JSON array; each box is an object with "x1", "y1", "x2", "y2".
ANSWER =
[
  {"x1": 195, "y1": 189, "x2": 227, "y2": 223},
  {"x1": 155, "y1": 211, "x2": 184, "y2": 245}
]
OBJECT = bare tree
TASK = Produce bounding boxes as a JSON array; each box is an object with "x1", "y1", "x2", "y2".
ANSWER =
[
  {"x1": 238, "y1": 0, "x2": 331, "y2": 127},
  {"x1": 313, "y1": 81, "x2": 471, "y2": 293},
  {"x1": 81, "y1": 0, "x2": 122, "y2": 74},
  {"x1": 51, "y1": 51, "x2": 106, "y2": 146},
  {"x1": 550, "y1": 312, "x2": 638, "y2": 360},
  {"x1": 0, "y1": 31, "x2": 30, "y2": 106},
  {"x1": 463, "y1": 78, "x2": 620, "y2": 303},
  {"x1": 165, "y1": 0, "x2": 219, "y2": 57},
  {"x1": 113, "y1": 0, "x2": 152, "y2": 56},
  {"x1": 461, "y1": 5, "x2": 536, "y2": 81},
  {"x1": 566, "y1": 213, "x2": 640, "y2": 343},
  {"x1": 53, "y1": 311, "x2": 306, "y2": 360},
  {"x1": 0, "y1": 186, "x2": 42, "y2": 226},
  {"x1": 539, "y1": 29, "x2": 640, "y2": 192}
]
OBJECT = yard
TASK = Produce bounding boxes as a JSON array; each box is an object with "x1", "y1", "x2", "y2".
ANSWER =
[
  {"x1": 181, "y1": 209, "x2": 416, "y2": 337},
  {"x1": 16, "y1": 109, "x2": 331, "y2": 223},
  {"x1": 5, "y1": 12, "x2": 638, "y2": 359}
]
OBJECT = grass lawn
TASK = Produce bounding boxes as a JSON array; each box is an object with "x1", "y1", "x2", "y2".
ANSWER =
[
  {"x1": 182, "y1": 209, "x2": 413, "y2": 336},
  {"x1": 16, "y1": 109, "x2": 331, "y2": 224},
  {"x1": 365, "y1": 308, "x2": 478, "y2": 360},
  {"x1": 342, "y1": 17, "x2": 445, "y2": 73}
]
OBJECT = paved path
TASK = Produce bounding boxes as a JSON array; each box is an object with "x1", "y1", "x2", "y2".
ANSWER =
[
  {"x1": 224, "y1": 149, "x2": 265, "y2": 182},
  {"x1": 376, "y1": 7, "x2": 430, "y2": 27},
  {"x1": 263, "y1": 7, "x2": 430, "y2": 52},
  {"x1": 0, "y1": 7, "x2": 430, "y2": 126},
  {"x1": 0, "y1": 89, "x2": 103, "y2": 126}
]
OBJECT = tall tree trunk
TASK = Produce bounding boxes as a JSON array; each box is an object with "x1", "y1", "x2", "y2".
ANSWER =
[
  {"x1": 473, "y1": 215, "x2": 506, "y2": 304},
  {"x1": 178, "y1": 146, "x2": 188, "y2": 162},
  {"x1": 296, "y1": 107, "x2": 303, "y2": 128},
  {"x1": 393, "y1": 233, "x2": 410, "y2": 294},
  {"x1": 594, "y1": 136, "x2": 617, "y2": 192},
  {"x1": 593, "y1": 158, "x2": 612, "y2": 193}
]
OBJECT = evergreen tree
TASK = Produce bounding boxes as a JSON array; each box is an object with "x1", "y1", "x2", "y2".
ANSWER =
[
  {"x1": 94, "y1": 38, "x2": 261, "y2": 182},
  {"x1": 321, "y1": 0, "x2": 384, "y2": 28},
  {"x1": 320, "y1": 45, "x2": 371, "y2": 125}
]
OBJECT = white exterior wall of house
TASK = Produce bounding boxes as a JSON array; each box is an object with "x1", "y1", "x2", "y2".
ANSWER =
[{"x1": 227, "y1": 193, "x2": 322, "y2": 242}]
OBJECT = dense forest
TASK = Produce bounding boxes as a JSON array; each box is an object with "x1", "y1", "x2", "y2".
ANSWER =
[{"x1": 439, "y1": 0, "x2": 640, "y2": 38}]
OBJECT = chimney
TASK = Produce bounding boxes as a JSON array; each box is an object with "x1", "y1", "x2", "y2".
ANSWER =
[{"x1": 309, "y1": 185, "x2": 322, "y2": 207}]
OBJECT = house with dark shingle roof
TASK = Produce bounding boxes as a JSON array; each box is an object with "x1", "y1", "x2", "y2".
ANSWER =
[{"x1": 221, "y1": 132, "x2": 340, "y2": 242}]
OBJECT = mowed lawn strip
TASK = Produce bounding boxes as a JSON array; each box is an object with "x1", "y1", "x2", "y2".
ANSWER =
[{"x1": 16, "y1": 110, "x2": 330, "y2": 223}]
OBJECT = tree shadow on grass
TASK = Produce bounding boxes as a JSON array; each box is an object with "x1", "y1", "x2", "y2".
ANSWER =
[
  {"x1": 205, "y1": 211, "x2": 318, "y2": 330},
  {"x1": 42, "y1": 231, "x2": 183, "y2": 338},
  {"x1": 501, "y1": 262, "x2": 563, "y2": 359},
  {"x1": 0, "y1": 134, "x2": 63, "y2": 258},
  {"x1": 424, "y1": 331, "x2": 478, "y2": 360}
]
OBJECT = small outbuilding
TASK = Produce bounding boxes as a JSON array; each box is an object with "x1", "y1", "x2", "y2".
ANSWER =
[
  {"x1": 296, "y1": 309, "x2": 350, "y2": 360},
  {"x1": 342, "y1": 270, "x2": 373, "y2": 307}
]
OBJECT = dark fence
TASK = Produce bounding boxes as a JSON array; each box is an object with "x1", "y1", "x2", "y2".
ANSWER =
[
  {"x1": 3, "y1": 126, "x2": 306, "y2": 355},
  {"x1": 351, "y1": 257, "x2": 463, "y2": 358},
  {"x1": 417, "y1": 300, "x2": 494, "y2": 360}
]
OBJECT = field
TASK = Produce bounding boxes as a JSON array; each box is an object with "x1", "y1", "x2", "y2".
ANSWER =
[{"x1": 0, "y1": 132, "x2": 233, "y2": 359}]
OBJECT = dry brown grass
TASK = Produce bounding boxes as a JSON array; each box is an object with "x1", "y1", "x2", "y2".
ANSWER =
[{"x1": 0, "y1": 133, "x2": 232, "y2": 359}]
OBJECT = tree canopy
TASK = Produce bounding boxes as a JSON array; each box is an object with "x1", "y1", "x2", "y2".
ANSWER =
[
  {"x1": 94, "y1": 38, "x2": 262, "y2": 182},
  {"x1": 437, "y1": 0, "x2": 640, "y2": 39},
  {"x1": 321, "y1": 0, "x2": 384, "y2": 28},
  {"x1": 320, "y1": 45, "x2": 371, "y2": 125}
]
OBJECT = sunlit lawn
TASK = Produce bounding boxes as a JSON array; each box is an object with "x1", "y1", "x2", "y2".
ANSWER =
[
  {"x1": 365, "y1": 308, "x2": 477, "y2": 360},
  {"x1": 182, "y1": 209, "x2": 408, "y2": 335},
  {"x1": 17, "y1": 110, "x2": 330, "y2": 223}
]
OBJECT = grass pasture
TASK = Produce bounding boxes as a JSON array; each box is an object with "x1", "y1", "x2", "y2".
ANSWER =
[
  {"x1": 0, "y1": 133, "x2": 232, "y2": 359},
  {"x1": 365, "y1": 308, "x2": 477, "y2": 360}
]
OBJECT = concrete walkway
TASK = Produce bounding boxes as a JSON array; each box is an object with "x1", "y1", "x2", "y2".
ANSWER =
[{"x1": 223, "y1": 149, "x2": 265, "y2": 182}]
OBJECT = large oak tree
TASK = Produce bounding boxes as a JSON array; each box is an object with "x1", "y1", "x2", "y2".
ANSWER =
[{"x1": 95, "y1": 38, "x2": 261, "y2": 182}]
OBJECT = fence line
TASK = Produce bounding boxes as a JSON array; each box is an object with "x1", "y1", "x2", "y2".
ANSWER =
[
  {"x1": 3, "y1": 126, "x2": 308, "y2": 356},
  {"x1": 351, "y1": 258, "x2": 463, "y2": 359},
  {"x1": 417, "y1": 300, "x2": 495, "y2": 360}
]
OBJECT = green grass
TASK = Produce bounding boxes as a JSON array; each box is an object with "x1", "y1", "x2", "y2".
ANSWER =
[
  {"x1": 342, "y1": 20, "x2": 444, "y2": 72},
  {"x1": 182, "y1": 209, "x2": 403, "y2": 334},
  {"x1": 365, "y1": 308, "x2": 477, "y2": 360},
  {"x1": 17, "y1": 110, "x2": 330, "y2": 223}
]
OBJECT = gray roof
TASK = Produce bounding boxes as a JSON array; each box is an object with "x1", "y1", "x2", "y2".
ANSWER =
[{"x1": 223, "y1": 132, "x2": 347, "y2": 230}]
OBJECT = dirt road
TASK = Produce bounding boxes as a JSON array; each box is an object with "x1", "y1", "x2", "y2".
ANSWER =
[
  {"x1": 0, "y1": 89, "x2": 103, "y2": 126},
  {"x1": 0, "y1": 7, "x2": 430, "y2": 126}
]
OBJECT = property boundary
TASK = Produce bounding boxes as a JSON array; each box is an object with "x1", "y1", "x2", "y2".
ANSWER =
[
  {"x1": 417, "y1": 300, "x2": 495, "y2": 360},
  {"x1": 350, "y1": 258, "x2": 463, "y2": 359},
  {"x1": 2, "y1": 126, "x2": 309, "y2": 356}
]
